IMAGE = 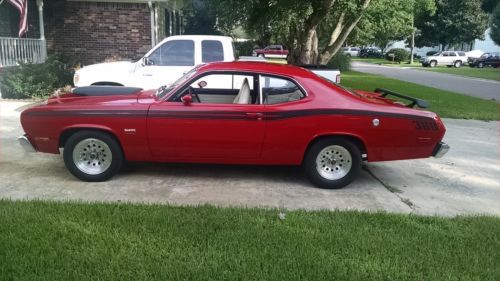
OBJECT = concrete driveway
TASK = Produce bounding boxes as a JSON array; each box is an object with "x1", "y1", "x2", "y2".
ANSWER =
[
  {"x1": 1, "y1": 100, "x2": 499, "y2": 216},
  {"x1": 352, "y1": 61, "x2": 500, "y2": 101}
]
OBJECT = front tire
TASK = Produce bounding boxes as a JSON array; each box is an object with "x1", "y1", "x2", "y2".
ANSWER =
[
  {"x1": 478, "y1": 62, "x2": 484, "y2": 68},
  {"x1": 63, "y1": 130, "x2": 123, "y2": 181},
  {"x1": 429, "y1": 60, "x2": 437, "y2": 67},
  {"x1": 304, "y1": 138, "x2": 362, "y2": 189},
  {"x1": 454, "y1": 60, "x2": 462, "y2": 68}
]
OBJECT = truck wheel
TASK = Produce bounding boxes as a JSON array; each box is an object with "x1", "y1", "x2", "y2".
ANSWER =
[
  {"x1": 429, "y1": 61, "x2": 437, "y2": 67},
  {"x1": 63, "y1": 130, "x2": 123, "y2": 182},
  {"x1": 478, "y1": 62, "x2": 484, "y2": 68},
  {"x1": 454, "y1": 60, "x2": 462, "y2": 68},
  {"x1": 304, "y1": 138, "x2": 362, "y2": 189}
]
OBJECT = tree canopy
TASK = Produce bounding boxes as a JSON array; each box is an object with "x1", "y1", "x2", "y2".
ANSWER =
[
  {"x1": 415, "y1": 0, "x2": 489, "y2": 49},
  {"x1": 490, "y1": 3, "x2": 500, "y2": 45},
  {"x1": 209, "y1": 0, "x2": 373, "y2": 64}
]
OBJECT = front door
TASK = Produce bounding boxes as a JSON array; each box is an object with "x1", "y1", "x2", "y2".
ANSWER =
[{"x1": 147, "y1": 72, "x2": 266, "y2": 162}]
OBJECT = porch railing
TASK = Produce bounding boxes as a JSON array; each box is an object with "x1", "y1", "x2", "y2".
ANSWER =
[{"x1": 0, "y1": 37, "x2": 47, "y2": 67}]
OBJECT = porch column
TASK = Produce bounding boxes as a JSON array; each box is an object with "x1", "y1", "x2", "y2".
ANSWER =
[
  {"x1": 36, "y1": 0, "x2": 47, "y2": 61},
  {"x1": 148, "y1": 1, "x2": 156, "y2": 47}
]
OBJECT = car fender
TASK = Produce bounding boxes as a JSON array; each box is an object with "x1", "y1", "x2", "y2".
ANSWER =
[{"x1": 305, "y1": 132, "x2": 369, "y2": 159}]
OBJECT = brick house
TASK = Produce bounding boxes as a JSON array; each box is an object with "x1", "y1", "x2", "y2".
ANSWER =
[{"x1": 0, "y1": 0, "x2": 187, "y2": 66}]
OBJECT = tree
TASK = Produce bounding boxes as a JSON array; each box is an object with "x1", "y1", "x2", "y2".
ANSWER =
[
  {"x1": 491, "y1": 3, "x2": 500, "y2": 45},
  {"x1": 210, "y1": 0, "x2": 374, "y2": 65},
  {"x1": 409, "y1": 0, "x2": 436, "y2": 63},
  {"x1": 353, "y1": 0, "x2": 414, "y2": 52},
  {"x1": 183, "y1": 0, "x2": 222, "y2": 35},
  {"x1": 415, "y1": 0, "x2": 489, "y2": 50}
]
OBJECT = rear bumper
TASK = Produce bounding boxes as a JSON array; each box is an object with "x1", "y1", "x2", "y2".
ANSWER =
[
  {"x1": 432, "y1": 142, "x2": 450, "y2": 158},
  {"x1": 18, "y1": 135, "x2": 37, "y2": 152}
]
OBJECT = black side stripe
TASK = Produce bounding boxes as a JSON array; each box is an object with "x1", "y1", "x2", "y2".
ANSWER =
[
  {"x1": 25, "y1": 109, "x2": 433, "y2": 121},
  {"x1": 24, "y1": 110, "x2": 148, "y2": 117}
]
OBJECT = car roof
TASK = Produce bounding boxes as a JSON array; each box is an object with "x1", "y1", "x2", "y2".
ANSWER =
[{"x1": 197, "y1": 61, "x2": 315, "y2": 78}]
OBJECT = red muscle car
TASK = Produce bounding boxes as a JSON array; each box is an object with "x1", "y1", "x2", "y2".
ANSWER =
[{"x1": 19, "y1": 61, "x2": 449, "y2": 189}]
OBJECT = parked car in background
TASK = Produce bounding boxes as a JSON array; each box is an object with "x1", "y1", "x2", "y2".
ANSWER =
[
  {"x1": 466, "y1": 49, "x2": 485, "y2": 59},
  {"x1": 359, "y1": 47, "x2": 383, "y2": 58},
  {"x1": 19, "y1": 61, "x2": 448, "y2": 189},
  {"x1": 252, "y1": 45, "x2": 289, "y2": 59},
  {"x1": 420, "y1": 51, "x2": 468, "y2": 67},
  {"x1": 342, "y1": 47, "x2": 360, "y2": 57},
  {"x1": 74, "y1": 35, "x2": 235, "y2": 90},
  {"x1": 468, "y1": 52, "x2": 500, "y2": 68}
]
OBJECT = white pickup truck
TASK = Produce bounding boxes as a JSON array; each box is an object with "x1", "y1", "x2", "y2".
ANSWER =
[
  {"x1": 74, "y1": 35, "x2": 235, "y2": 89},
  {"x1": 74, "y1": 35, "x2": 341, "y2": 89}
]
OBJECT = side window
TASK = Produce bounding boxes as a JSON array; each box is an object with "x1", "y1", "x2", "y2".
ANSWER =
[
  {"x1": 442, "y1": 52, "x2": 449, "y2": 57},
  {"x1": 261, "y1": 75, "x2": 305, "y2": 105},
  {"x1": 458, "y1": 52, "x2": 466, "y2": 56},
  {"x1": 202, "y1": 40, "x2": 224, "y2": 63},
  {"x1": 148, "y1": 40, "x2": 194, "y2": 66},
  {"x1": 449, "y1": 52, "x2": 457, "y2": 57},
  {"x1": 183, "y1": 73, "x2": 257, "y2": 104}
]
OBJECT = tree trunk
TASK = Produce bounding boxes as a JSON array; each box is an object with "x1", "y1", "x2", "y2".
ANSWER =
[
  {"x1": 410, "y1": 17, "x2": 415, "y2": 64},
  {"x1": 293, "y1": 0, "x2": 335, "y2": 64},
  {"x1": 318, "y1": 0, "x2": 371, "y2": 65}
]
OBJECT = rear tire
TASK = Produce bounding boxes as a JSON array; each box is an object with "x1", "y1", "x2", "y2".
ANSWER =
[
  {"x1": 63, "y1": 130, "x2": 123, "y2": 182},
  {"x1": 478, "y1": 62, "x2": 484, "y2": 68},
  {"x1": 304, "y1": 138, "x2": 362, "y2": 189},
  {"x1": 454, "y1": 60, "x2": 462, "y2": 68},
  {"x1": 429, "y1": 60, "x2": 437, "y2": 67}
]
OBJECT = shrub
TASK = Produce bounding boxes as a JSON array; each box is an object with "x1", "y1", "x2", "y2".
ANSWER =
[
  {"x1": 385, "y1": 48, "x2": 410, "y2": 63},
  {"x1": 426, "y1": 51, "x2": 439, "y2": 56},
  {"x1": 233, "y1": 40, "x2": 258, "y2": 57},
  {"x1": 0, "y1": 55, "x2": 74, "y2": 99},
  {"x1": 327, "y1": 52, "x2": 351, "y2": 71}
]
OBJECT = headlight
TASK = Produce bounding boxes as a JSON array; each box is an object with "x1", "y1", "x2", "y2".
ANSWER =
[{"x1": 73, "y1": 72, "x2": 80, "y2": 86}]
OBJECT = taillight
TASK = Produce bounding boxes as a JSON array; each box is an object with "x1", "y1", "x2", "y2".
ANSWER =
[{"x1": 336, "y1": 74, "x2": 341, "y2": 84}]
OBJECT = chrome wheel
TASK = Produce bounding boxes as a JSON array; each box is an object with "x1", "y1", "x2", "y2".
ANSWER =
[
  {"x1": 72, "y1": 138, "x2": 112, "y2": 175},
  {"x1": 315, "y1": 145, "x2": 352, "y2": 180}
]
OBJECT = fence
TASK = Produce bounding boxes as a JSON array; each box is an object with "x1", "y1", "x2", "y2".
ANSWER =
[{"x1": 0, "y1": 37, "x2": 47, "y2": 67}]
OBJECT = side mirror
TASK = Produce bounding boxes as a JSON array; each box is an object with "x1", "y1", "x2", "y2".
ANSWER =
[
  {"x1": 142, "y1": 57, "x2": 153, "y2": 66},
  {"x1": 197, "y1": 81, "x2": 207, "y2": 88},
  {"x1": 181, "y1": 94, "x2": 193, "y2": 105}
]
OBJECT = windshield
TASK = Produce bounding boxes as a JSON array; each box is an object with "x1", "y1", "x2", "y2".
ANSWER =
[
  {"x1": 155, "y1": 67, "x2": 199, "y2": 99},
  {"x1": 433, "y1": 52, "x2": 441, "y2": 56}
]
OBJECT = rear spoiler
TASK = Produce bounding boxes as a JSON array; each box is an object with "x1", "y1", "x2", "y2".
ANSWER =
[{"x1": 374, "y1": 88, "x2": 428, "y2": 109}]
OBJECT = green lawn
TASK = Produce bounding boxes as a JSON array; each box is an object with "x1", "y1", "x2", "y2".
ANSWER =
[
  {"x1": 420, "y1": 66, "x2": 500, "y2": 81},
  {"x1": 341, "y1": 71, "x2": 500, "y2": 121},
  {"x1": 1, "y1": 200, "x2": 499, "y2": 281},
  {"x1": 352, "y1": 58, "x2": 500, "y2": 81}
]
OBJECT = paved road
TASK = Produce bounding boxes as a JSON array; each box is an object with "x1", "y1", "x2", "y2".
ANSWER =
[
  {"x1": 352, "y1": 61, "x2": 500, "y2": 101},
  {"x1": 1, "y1": 101, "x2": 499, "y2": 216}
]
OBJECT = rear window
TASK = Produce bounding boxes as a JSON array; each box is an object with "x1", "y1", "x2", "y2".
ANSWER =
[
  {"x1": 458, "y1": 52, "x2": 466, "y2": 56},
  {"x1": 202, "y1": 40, "x2": 224, "y2": 63}
]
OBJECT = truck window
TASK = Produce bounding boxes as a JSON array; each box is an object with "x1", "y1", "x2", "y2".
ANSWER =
[
  {"x1": 150, "y1": 40, "x2": 194, "y2": 66},
  {"x1": 202, "y1": 40, "x2": 224, "y2": 63}
]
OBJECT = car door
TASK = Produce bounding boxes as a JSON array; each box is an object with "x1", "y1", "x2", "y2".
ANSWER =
[
  {"x1": 134, "y1": 39, "x2": 196, "y2": 90},
  {"x1": 259, "y1": 74, "x2": 309, "y2": 164},
  {"x1": 147, "y1": 72, "x2": 266, "y2": 162}
]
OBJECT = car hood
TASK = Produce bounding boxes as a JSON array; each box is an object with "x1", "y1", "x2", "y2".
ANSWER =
[
  {"x1": 78, "y1": 61, "x2": 137, "y2": 74},
  {"x1": 43, "y1": 88, "x2": 157, "y2": 107}
]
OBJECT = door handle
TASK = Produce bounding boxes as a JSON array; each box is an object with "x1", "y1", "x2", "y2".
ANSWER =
[
  {"x1": 142, "y1": 73, "x2": 153, "y2": 76},
  {"x1": 245, "y1": 112, "x2": 263, "y2": 120}
]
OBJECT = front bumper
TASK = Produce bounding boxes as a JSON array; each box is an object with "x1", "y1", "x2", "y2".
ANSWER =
[
  {"x1": 18, "y1": 135, "x2": 37, "y2": 152},
  {"x1": 432, "y1": 142, "x2": 450, "y2": 158}
]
